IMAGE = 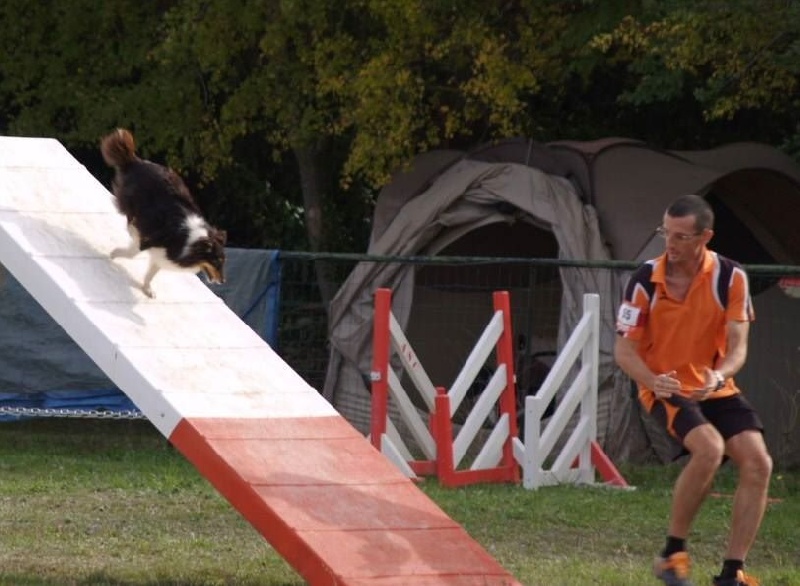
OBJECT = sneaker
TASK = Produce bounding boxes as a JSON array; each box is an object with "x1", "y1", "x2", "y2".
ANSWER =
[
  {"x1": 654, "y1": 551, "x2": 693, "y2": 585},
  {"x1": 712, "y1": 570, "x2": 760, "y2": 586}
]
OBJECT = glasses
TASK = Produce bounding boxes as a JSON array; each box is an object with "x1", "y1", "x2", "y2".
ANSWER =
[{"x1": 655, "y1": 226, "x2": 702, "y2": 242}]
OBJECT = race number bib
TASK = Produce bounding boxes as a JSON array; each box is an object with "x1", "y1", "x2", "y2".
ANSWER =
[{"x1": 616, "y1": 302, "x2": 642, "y2": 332}]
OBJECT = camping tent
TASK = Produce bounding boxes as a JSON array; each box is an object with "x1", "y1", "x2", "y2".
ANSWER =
[
  {"x1": 323, "y1": 146, "x2": 629, "y2": 460},
  {"x1": 323, "y1": 138, "x2": 800, "y2": 466}
]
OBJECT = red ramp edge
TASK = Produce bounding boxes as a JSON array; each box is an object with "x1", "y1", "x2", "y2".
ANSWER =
[{"x1": 170, "y1": 416, "x2": 521, "y2": 586}]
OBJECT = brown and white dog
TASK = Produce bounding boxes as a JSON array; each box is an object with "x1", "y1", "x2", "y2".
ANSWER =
[{"x1": 100, "y1": 128, "x2": 226, "y2": 297}]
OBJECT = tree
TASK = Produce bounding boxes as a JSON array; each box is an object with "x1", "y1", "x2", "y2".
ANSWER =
[
  {"x1": 153, "y1": 0, "x2": 582, "y2": 303},
  {"x1": 0, "y1": 2, "x2": 174, "y2": 144},
  {"x1": 330, "y1": 0, "x2": 564, "y2": 186},
  {"x1": 0, "y1": 0, "x2": 310, "y2": 250},
  {"x1": 3, "y1": 0, "x2": 796, "y2": 270},
  {"x1": 589, "y1": 0, "x2": 800, "y2": 152}
]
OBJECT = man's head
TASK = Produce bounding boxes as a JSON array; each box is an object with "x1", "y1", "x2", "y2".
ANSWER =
[{"x1": 659, "y1": 194, "x2": 714, "y2": 264}]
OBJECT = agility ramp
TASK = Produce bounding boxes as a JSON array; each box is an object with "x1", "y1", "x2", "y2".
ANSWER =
[{"x1": 0, "y1": 137, "x2": 521, "y2": 586}]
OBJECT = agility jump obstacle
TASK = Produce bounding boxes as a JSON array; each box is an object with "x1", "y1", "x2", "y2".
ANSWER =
[
  {"x1": 0, "y1": 137, "x2": 521, "y2": 585},
  {"x1": 371, "y1": 288, "x2": 627, "y2": 491},
  {"x1": 370, "y1": 288, "x2": 520, "y2": 487}
]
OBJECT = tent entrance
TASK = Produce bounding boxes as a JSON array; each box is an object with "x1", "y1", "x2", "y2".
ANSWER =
[{"x1": 405, "y1": 221, "x2": 562, "y2": 419}]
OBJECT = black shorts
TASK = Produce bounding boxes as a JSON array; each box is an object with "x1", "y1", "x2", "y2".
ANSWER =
[{"x1": 649, "y1": 393, "x2": 764, "y2": 443}]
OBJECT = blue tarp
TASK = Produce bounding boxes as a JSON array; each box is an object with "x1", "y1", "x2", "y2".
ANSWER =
[{"x1": 0, "y1": 248, "x2": 282, "y2": 418}]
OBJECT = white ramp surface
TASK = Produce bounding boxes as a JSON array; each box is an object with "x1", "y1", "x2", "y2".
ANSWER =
[
  {"x1": 0, "y1": 137, "x2": 332, "y2": 433},
  {"x1": 0, "y1": 137, "x2": 521, "y2": 586}
]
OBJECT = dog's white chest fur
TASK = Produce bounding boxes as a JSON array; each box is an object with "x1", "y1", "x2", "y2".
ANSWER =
[{"x1": 182, "y1": 214, "x2": 209, "y2": 255}]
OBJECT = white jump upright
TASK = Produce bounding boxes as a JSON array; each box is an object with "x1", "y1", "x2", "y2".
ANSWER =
[
  {"x1": 0, "y1": 136, "x2": 521, "y2": 585},
  {"x1": 512, "y1": 293, "x2": 627, "y2": 489}
]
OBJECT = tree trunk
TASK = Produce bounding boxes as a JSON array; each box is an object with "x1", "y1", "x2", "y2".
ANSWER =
[{"x1": 293, "y1": 142, "x2": 338, "y2": 312}]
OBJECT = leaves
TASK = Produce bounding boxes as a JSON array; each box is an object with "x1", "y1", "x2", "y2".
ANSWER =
[
  {"x1": 589, "y1": 0, "x2": 800, "y2": 121},
  {"x1": 0, "y1": 2, "x2": 172, "y2": 142},
  {"x1": 1, "y1": 0, "x2": 797, "y2": 251}
]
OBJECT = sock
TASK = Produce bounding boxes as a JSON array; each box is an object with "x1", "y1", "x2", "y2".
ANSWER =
[
  {"x1": 720, "y1": 559, "x2": 744, "y2": 579},
  {"x1": 661, "y1": 536, "x2": 686, "y2": 558}
]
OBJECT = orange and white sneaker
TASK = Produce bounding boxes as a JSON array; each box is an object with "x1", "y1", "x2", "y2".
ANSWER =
[
  {"x1": 712, "y1": 570, "x2": 760, "y2": 586},
  {"x1": 654, "y1": 551, "x2": 693, "y2": 586}
]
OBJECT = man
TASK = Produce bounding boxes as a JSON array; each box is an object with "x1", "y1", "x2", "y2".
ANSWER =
[{"x1": 614, "y1": 195, "x2": 772, "y2": 586}]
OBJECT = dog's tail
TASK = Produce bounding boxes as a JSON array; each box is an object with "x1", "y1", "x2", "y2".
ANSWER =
[{"x1": 100, "y1": 128, "x2": 137, "y2": 168}]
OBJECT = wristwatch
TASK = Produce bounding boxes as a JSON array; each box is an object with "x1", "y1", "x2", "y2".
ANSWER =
[{"x1": 712, "y1": 370, "x2": 725, "y2": 392}]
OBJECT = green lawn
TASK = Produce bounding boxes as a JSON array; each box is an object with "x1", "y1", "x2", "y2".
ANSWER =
[{"x1": 0, "y1": 419, "x2": 797, "y2": 585}]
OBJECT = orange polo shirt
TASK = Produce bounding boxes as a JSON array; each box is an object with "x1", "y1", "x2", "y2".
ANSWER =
[{"x1": 616, "y1": 249, "x2": 754, "y2": 409}]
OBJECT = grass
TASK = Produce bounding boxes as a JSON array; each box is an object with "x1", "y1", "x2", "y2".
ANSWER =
[{"x1": 0, "y1": 419, "x2": 798, "y2": 585}]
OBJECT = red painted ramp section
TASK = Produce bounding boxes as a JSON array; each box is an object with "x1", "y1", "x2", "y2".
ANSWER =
[
  {"x1": 170, "y1": 416, "x2": 520, "y2": 585},
  {"x1": 0, "y1": 137, "x2": 521, "y2": 586}
]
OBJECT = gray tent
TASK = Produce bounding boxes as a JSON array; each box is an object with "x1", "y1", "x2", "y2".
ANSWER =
[
  {"x1": 324, "y1": 138, "x2": 800, "y2": 466},
  {"x1": 323, "y1": 153, "x2": 628, "y2": 459}
]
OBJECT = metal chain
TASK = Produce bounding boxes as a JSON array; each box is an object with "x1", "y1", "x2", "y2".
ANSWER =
[{"x1": 0, "y1": 405, "x2": 146, "y2": 420}]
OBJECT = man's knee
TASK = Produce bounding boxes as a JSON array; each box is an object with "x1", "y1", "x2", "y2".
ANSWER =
[
  {"x1": 684, "y1": 425, "x2": 725, "y2": 467},
  {"x1": 741, "y1": 445, "x2": 772, "y2": 480},
  {"x1": 728, "y1": 431, "x2": 773, "y2": 481}
]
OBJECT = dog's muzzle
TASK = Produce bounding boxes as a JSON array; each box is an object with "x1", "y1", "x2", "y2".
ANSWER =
[{"x1": 202, "y1": 264, "x2": 225, "y2": 284}]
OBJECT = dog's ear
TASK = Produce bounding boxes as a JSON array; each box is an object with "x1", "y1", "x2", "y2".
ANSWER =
[{"x1": 215, "y1": 229, "x2": 227, "y2": 245}]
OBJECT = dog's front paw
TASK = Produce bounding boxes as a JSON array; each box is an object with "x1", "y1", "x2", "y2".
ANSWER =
[
  {"x1": 141, "y1": 284, "x2": 155, "y2": 299},
  {"x1": 110, "y1": 248, "x2": 123, "y2": 259}
]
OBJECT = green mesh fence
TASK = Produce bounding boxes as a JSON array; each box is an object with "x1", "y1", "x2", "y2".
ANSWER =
[
  {"x1": 277, "y1": 252, "x2": 800, "y2": 393},
  {"x1": 277, "y1": 253, "x2": 576, "y2": 394},
  {"x1": 276, "y1": 253, "x2": 800, "y2": 467}
]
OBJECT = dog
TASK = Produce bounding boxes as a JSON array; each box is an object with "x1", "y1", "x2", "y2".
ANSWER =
[{"x1": 100, "y1": 128, "x2": 226, "y2": 298}]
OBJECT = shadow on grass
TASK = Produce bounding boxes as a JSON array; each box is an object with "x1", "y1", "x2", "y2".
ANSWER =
[
  {"x1": 0, "y1": 418, "x2": 170, "y2": 455},
  {"x1": 0, "y1": 574, "x2": 302, "y2": 586}
]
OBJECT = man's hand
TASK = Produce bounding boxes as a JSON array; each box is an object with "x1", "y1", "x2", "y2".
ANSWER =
[
  {"x1": 691, "y1": 367, "x2": 724, "y2": 401},
  {"x1": 652, "y1": 370, "x2": 681, "y2": 399}
]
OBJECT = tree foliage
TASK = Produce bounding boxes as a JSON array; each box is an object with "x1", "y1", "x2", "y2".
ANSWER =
[
  {"x1": 329, "y1": 0, "x2": 571, "y2": 186},
  {"x1": 0, "y1": 2, "x2": 173, "y2": 142},
  {"x1": 0, "y1": 1, "x2": 310, "y2": 250},
  {"x1": 590, "y1": 0, "x2": 799, "y2": 152},
  {"x1": 1, "y1": 0, "x2": 798, "y2": 254}
]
